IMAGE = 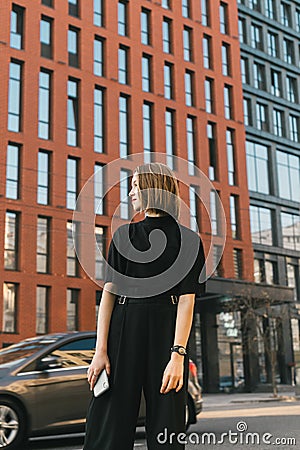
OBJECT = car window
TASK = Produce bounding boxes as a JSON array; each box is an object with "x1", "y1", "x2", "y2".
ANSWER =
[{"x1": 47, "y1": 337, "x2": 96, "y2": 368}]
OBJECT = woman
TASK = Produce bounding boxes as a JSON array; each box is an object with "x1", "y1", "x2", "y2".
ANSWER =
[{"x1": 84, "y1": 163, "x2": 206, "y2": 450}]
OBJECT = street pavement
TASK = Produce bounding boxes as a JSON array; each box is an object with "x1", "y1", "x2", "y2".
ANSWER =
[{"x1": 29, "y1": 390, "x2": 300, "y2": 449}]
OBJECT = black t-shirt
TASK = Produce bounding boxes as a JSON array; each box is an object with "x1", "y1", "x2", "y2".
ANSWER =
[{"x1": 104, "y1": 214, "x2": 206, "y2": 298}]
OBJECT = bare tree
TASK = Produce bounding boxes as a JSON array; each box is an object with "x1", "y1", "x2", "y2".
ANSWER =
[{"x1": 224, "y1": 287, "x2": 291, "y2": 397}]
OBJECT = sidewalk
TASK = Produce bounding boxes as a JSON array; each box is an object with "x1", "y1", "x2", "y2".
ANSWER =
[{"x1": 202, "y1": 389, "x2": 300, "y2": 410}]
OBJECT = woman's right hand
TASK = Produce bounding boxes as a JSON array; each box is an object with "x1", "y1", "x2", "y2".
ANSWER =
[{"x1": 87, "y1": 351, "x2": 111, "y2": 391}]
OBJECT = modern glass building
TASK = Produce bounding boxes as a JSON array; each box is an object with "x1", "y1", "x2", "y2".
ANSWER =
[{"x1": 238, "y1": 0, "x2": 300, "y2": 386}]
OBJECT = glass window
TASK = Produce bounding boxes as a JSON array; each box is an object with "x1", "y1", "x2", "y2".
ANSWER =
[
  {"x1": 250, "y1": 205, "x2": 274, "y2": 244},
  {"x1": 256, "y1": 103, "x2": 268, "y2": 131},
  {"x1": 281, "y1": 212, "x2": 300, "y2": 251},
  {"x1": 182, "y1": 0, "x2": 190, "y2": 18},
  {"x1": 10, "y1": 4, "x2": 24, "y2": 50},
  {"x1": 141, "y1": 9, "x2": 151, "y2": 45},
  {"x1": 280, "y1": 2, "x2": 292, "y2": 27},
  {"x1": 38, "y1": 70, "x2": 51, "y2": 140},
  {"x1": 42, "y1": 0, "x2": 53, "y2": 6},
  {"x1": 186, "y1": 116, "x2": 196, "y2": 176},
  {"x1": 210, "y1": 190, "x2": 220, "y2": 235},
  {"x1": 67, "y1": 79, "x2": 79, "y2": 146},
  {"x1": 8, "y1": 61, "x2": 22, "y2": 133},
  {"x1": 67, "y1": 221, "x2": 78, "y2": 276},
  {"x1": 286, "y1": 76, "x2": 298, "y2": 103},
  {"x1": 221, "y1": 43, "x2": 230, "y2": 76},
  {"x1": 267, "y1": 32, "x2": 278, "y2": 58},
  {"x1": 164, "y1": 62, "x2": 173, "y2": 99},
  {"x1": 203, "y1": 35, "x2": 212, "y2": 69},
  {"x1": 289, "y1": 115, "x2": 299, "y2": 143},
  {"x1": 185, "y1": 71, "x2": 194, "y2": 107},
  {"x1": 37, "y1": 150, "x2": 50, "y2": 205},
  {"x1": 220, "y1": 2, "x2": 229, "y2": 35},
  {"x1": 213, "y1": 245, "x2": 223, "y2": 277},
  {"x1": 276, "y1": 150, "x2": 299, "y2": 201},
  {"x1": 40, "y1": 16, "x2": 52, "y2": 59},
  {"x1": 162, "y1": 0, "x2": 170, "y2": 9},
  {"x1": 119, "y1": 95, "x2": 129, "y2": 158},
  {"x1": 118, "y1": 1, "x2": 128, "y2": 36},
  {"x1": 207, "y1": 122, "x2": 217, "y2": 181},
  {"x1": 249, "y1": 0, "x2": 260, "y2": 11},
  {"x1": 118, "y1": 46, "x2": 128, "y2": 85},
  {"x1": 205, "y1": 78, "x2": 214, "y2": 113},
  {"x1": 94, "y1": 37, "x2": 104, "y2": 77},
  {"x1": 120, "y1": 169, "x2": 130, "y2": 219},
  {"x1": 143, "y1": 103, "x2": 152, "y2": 163},
  {"x1": 246, "y1": 141, "x2": 270, "y2": 194},
  {"x1": 265, "y1": 0, "x2": 275, "y2": 19},
  {"x1": 238, "y1": 18, "x2": 246, "y2": 44},
  {"x1": 251, "y1": 24, "x2": 263, "y2": 51},
  {"x1": 224, "y1": 85, "x2": 233, "y2": 120},
  {"x1": 283, "y1": 39, "x2": 294, "y2": 65},
  {"x1": 201, "y1": 0, "x2": 210, "y2": 27},
  {"x1": 66, "y1": 158, "x2": 78, "y2": 210},
  {"x1": 4, "y1": 212, "x2": 19, "y2": 270},
  {"x1": 162, "y1": 18, "x2": 172, "y2": 53},
  {"x1": 230, "y1": 195, "x2": 239, "y2": 239},
  {"x1": 142, "y1": 54, "x2": 151, "y2": 92},
  {"x1": 94, "y1": 164, "x2": 104, "y2": 215},
  {"x1": 273, "y1": 109, "x2": 284, "y2": 137},
  {"x1": 270, "y1": 69, "x2": 281, "y2": 97},
  {"x1": 6, "y1": 143, "x2": 20, "y2": 200},
  {"x1": 233, "y1": 249, "x2": 243, "y2": 279},
  {"x1": 286, "y1": 262, "x2": 299, "y2": 301},
  {"x1": 37, "y1": 216, "x2": 49, "y2": 273},
  {"x1": 226, "y1": 129, "x2": 236, "y2": 186},
  {"x1": 3, "y1": 283, "x2": 18, "y2": 333},
  {"x1": 265, "y1": 260, "x2": 278, "y2": 285},
  {"x1": 296, "y1": 9, "x2": 300, "y2": 33},
  {"x1": 240, "y1": 57, "x2": 249, "y2": 84},
  {"x1": 67, "y1": 289, "x2": 79, "y2": 331},
  {"x1": 68, "y1": 27, "x2": 80, "y2": 68},
  {"x1": 253, "y1": 62, "x2": 266, "y2": 90},
  {"x1": 46, "y1": 336, "x2": 96, "y2": 367},
  {"x1": 243, "y1": 98, "x2": 252, "y2": 126},
  {"x1": 36, "y1": 286, "x2": 48, "y2": 334},
  {"x1": 95, "y1": 226, "x2": 105, "y2": 279},
  {"x1": 189, "y1": 185, "x2": 198, "y2": 232},
  {"x1": 69, "y1": 0, "x2": 79, "y2": 17},
  {"x1": 94, "y1": 87, "x2": 104, "y2": 153},
  {"x1": 183, "y1": 27, "x2": 192, "y2": 62},
  {"x1": 165, "y1": 109, "x2": 175, "y2": 170},
  {"x1": 94, "y1": 0, "x2": 103, "y2": 27}
]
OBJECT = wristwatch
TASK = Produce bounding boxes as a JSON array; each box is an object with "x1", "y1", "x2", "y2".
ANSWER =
[{"x1": 170, "y1": 345, "x2": 187, "y2": 356}]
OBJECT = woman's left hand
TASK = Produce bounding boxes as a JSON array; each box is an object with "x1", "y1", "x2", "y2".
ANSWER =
[{"x1": 160, "y1": 354, "x2": 184, "y2": 394}]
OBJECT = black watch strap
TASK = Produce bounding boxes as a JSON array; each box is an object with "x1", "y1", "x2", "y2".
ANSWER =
[{"x1": 170, "y1": 345, "x2": 187, "y2": 355}]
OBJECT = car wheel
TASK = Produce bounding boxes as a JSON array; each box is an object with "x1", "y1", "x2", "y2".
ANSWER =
[{"x1": 0, "y1": 399, "x2": 27, "y2": 449}]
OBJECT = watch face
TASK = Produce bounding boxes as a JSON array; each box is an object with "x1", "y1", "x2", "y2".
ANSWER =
[{"x1": 179, "y1": 348, "x2": 185, "y2": 355}]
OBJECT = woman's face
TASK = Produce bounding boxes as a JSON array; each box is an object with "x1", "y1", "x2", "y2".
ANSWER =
[{"x1": 129, "y1": 173, "x2": 142, "y2": 212}]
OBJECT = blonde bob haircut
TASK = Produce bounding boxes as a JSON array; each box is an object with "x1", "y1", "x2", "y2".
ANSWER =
[{"x1": 134, "y1": 163, "x2": 181, "y2": 220}]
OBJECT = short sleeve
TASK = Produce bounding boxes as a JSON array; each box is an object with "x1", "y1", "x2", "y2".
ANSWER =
[
  {"x1": 103, "y1": 228, "x2": 128, "y2": 292},
  {"x1": 177, "y1": 233, "x2": 206, "y2": 297}
]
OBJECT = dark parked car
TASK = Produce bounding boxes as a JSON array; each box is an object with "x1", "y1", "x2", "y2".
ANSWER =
[{"x1": 0, "y1": 332, "x2": 202, "y2": 449}]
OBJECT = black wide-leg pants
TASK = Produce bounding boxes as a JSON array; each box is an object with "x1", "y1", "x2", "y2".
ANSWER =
[{"x1": 83, "y1": 296, "x2": 189, "y2": 450}]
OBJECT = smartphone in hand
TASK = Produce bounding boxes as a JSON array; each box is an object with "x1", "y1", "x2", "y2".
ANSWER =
[{"x1": 93, "y1": 369, "x2": 109, "y2": 397}]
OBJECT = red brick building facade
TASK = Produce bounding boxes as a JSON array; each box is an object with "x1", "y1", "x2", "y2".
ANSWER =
[{"x1": 0, "y1": 0, "x2": 267, "y2": 391}]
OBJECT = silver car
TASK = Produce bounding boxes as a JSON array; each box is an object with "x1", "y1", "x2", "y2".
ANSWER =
[{"x1": 0, "y1": 332, "x2": 202, "y2": 449}]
